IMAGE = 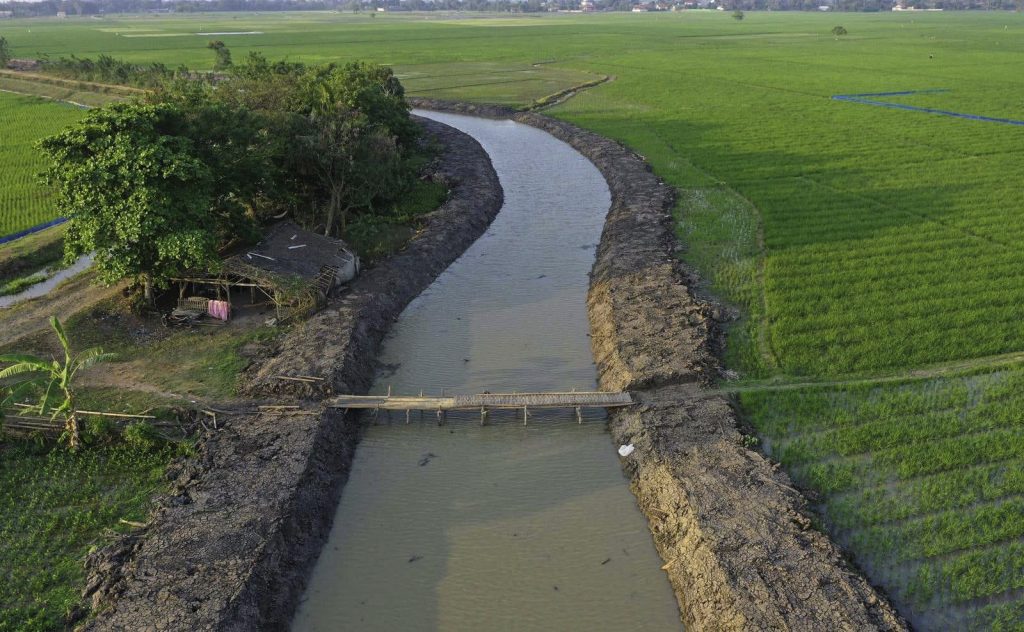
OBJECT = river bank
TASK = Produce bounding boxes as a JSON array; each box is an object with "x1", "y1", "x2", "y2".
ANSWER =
[
  {"x1": 410, "y1": 98, "x2": 907, "y2": 631},
  {"x1": 293, "y1": 110, "x2": 681, "y2": 631},
  {"x1": 81, "y1": 117, "x2": 503, "y2": 630}
]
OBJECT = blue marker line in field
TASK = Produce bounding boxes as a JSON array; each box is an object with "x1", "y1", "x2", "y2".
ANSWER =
[
  {"x1": 832, "y1": 89, "x2": 1024, "y2": 126},
  {"x1": 0, "y1": 217, "x2": 67, "y2": 246}
]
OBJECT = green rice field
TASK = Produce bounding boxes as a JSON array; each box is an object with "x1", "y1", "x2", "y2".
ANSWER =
[
  {"x1": 3, "y1": 10, "x2": 1024, "y2": 628},
  {"x1": 0, "y1": 92, "x2": 84, "y2": 236}
]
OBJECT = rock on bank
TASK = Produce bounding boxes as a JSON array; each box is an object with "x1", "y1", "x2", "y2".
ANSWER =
[
  {"x1": 410, "y1": 98, "x2": 908, "y2": 631},
  {"x1": 82, "y1": 118, "x2": 503, "y2": 631}
]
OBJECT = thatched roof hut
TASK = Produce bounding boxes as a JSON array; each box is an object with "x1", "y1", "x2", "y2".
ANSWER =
[{"x1": 171, "y1": 222, "x2": 359, "y2": 321}]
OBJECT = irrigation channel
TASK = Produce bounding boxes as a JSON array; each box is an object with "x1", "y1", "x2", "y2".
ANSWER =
[{"x1": 293, "y1": 112, "x2": 681, "y2": 630}]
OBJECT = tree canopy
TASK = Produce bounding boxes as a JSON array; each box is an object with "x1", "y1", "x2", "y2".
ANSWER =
[
  {"x1": 38, "y1": 101, "x2": 263, "y2": 299},
  {"x1": 165, "y1": 55, "x2": 421, "y2": 237},
  {"x1": 39, "y1": 55, "x2": 422, "y2": 300}
]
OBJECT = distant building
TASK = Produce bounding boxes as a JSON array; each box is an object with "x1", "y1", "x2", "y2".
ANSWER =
[
  {"x1": 56, "y1": 10, "x2": 67, "y2": 17},
  {"x1": 580, "y1": 0, "x2": 595, "y2": 11},
  {"x1": 0, "y1": 10, "x2": 13, "y2": 18}
]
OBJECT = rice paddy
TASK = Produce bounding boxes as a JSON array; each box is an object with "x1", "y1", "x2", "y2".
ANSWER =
[
  {"x1": 2, "y1": 10, "x2": 1024, "y2": 629},
  {"x1": 0, "y1": 92, "x2": 84, "y2": 237}
]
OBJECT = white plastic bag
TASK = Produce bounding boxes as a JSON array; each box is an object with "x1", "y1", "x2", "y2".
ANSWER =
[{"x1": 618, "y1": 444, "x2": 635, "y2": 457}]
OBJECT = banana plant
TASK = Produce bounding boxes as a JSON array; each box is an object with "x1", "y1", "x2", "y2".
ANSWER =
[{"x1": 0, "y1": 316, "x2": 115, "y2": 450}]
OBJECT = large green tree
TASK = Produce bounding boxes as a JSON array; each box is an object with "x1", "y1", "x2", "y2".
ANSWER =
[{"x1": 38, "y1": 102, "x2": 248, "y2": 301}]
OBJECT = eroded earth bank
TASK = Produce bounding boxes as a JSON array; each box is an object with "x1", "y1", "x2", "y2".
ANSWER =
[{"x1": 410, "y1": 98, "x2": 910, "y2": 632}]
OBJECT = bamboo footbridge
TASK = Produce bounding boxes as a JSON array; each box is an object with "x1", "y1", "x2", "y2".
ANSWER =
[{"x1": 326, "y1": 390, "x2": 634, "y2": 425}]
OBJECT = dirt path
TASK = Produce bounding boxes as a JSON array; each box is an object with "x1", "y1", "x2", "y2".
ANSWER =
[
  {"x1": 76, "y1": 362, "x2": 192, "y2": 403},
  {"x1": 0, "y1": 270, "x2": 123, "y2": 348}
]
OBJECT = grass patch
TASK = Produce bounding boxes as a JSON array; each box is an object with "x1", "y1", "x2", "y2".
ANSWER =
[
  {"x1": 0, "y1": 72, "x2": 128, "y2": 108},
  {"x1": 0, "y1": 272, "x2": 48, "y2": 297},
  {"x1": 0, "y1": 226, "x2": 65, "y2": 288}
]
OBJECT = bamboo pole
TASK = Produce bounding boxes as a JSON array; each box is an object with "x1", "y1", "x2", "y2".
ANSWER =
[{"x1": 76, "y1": 410, "x2": 158, "y2": 419}]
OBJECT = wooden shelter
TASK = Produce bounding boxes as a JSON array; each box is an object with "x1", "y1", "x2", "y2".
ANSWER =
[{"x1": 171, "y1": 221, "x2": 359, "y2": 321}]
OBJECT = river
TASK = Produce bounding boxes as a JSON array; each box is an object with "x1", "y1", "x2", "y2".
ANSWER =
[{"x1": 292, "y1": 111, "x2": 681, "y2": 631}]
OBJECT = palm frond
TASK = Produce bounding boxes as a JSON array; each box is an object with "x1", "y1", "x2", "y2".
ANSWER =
[
  {"x1": 38, "y1": 380, "x2": 58, "y2": 416},
  {"x1": 0, "y1": 363, "x2": 51, "y2": 381},
  {"x1": 1, "y1": 381, "x2": 44, "y2": 409},
  {"x1": 0, "y1": 353, "x2": 49, "y2": 366},
  {"x1": 75, "y1": 348, "x2": 116, "y2": 369},
  {"x1": 49, "y1": 316, "x2": 72, "y2": 364}
]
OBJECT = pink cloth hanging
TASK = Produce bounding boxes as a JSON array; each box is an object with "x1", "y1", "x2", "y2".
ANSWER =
[{"x1": 208, "y1": 300, "x2": 230, "y2": 321}]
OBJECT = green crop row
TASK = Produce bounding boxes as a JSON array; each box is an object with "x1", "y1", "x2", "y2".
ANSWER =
[
  {"x1": 967, "y1": 598, "x2": 1024, "y2": 632},
  {"x1": 906, "y1": 540, "x2": 1024, "y2": 608},
  {"x1": 828, "y1": 459, "x2": 1024, "y2": 530},
  {"x1": 741, "y1": 370, "x2": 1024, "y2": 622},
  {"x1": 850, "y1": 497, "x2": 1024, "y2": 565}
]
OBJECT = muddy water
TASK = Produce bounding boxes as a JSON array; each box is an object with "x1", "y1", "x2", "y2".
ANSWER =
[{"x1": 293, "y1": 112, "x2": 681, "y2": 631}]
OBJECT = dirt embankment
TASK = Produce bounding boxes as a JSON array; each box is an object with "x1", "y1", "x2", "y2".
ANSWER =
[
  {"x1": 411, "y1": 98, "x2": 908, "y2": 631},
  {"x1": 81, "y1": 118, "x2": 503, "y2": 631}
]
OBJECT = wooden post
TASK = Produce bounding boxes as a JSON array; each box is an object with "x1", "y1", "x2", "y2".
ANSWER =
[
  {"x1": 576, "y1": 406, "x2": 583, "y2": 424},
  {"x1": 480, "y1": 406, "x2": 488, "y2": 426},
  {"x1": 406, "y1": 409, "x2": 411, "y2": 424},
  {"x1": 523, "y1": 406, "x2": 529, "y2": 425}
]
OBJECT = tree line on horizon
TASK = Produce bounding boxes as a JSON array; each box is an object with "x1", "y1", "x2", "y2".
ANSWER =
[{"x1": 2, "y1": 0, "x2": 1021, "y2": 16}]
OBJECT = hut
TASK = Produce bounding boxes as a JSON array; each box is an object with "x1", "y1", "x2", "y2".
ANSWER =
[{"x1": 170, "y1": 222, "x2": 359, "y2": 322}]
